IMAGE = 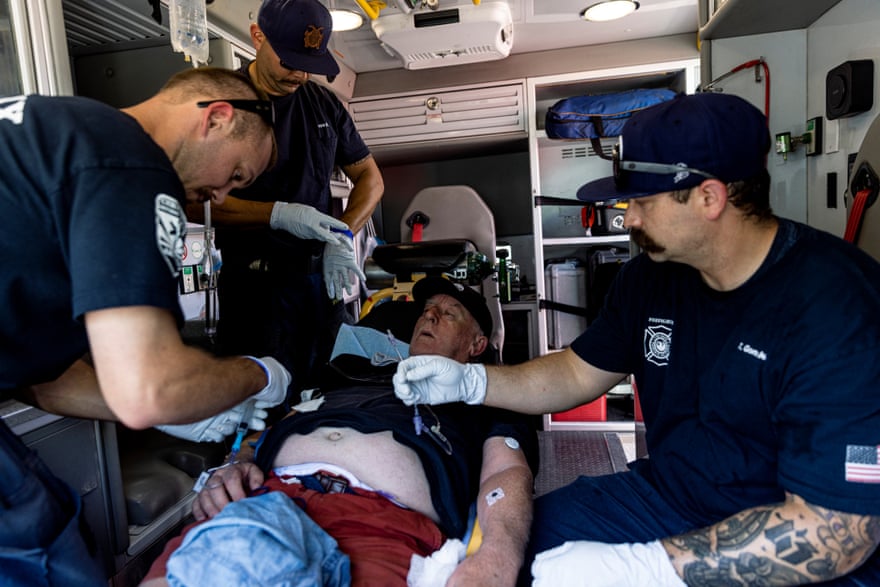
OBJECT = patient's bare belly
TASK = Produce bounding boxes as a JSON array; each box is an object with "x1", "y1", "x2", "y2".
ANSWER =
[{"x1": 272, "y1": 427, "x2": 439, "y2": 523}]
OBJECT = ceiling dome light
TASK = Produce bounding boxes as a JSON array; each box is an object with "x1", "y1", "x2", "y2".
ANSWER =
[
  {"x1": 581, "y1": 0, "x2": 640, "y2": 22},
  {"x1": 330, "y1": 9, "x2": 364, "y2": 32}
]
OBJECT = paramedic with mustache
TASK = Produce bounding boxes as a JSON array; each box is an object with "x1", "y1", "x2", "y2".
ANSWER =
[{"x1": 394, "y1": 93, "x2": 880, "y2": 586}]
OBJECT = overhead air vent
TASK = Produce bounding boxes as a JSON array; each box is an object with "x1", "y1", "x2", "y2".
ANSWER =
[{"x1": 371, "y1": 1, "x2": 514, "y2": 70}]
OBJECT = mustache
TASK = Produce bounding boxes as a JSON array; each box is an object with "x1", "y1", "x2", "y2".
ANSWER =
[{"x1": 630, "y1": 228, "x2": 665, "y2": 254}]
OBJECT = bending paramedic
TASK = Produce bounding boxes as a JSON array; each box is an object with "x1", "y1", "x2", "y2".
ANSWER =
[
  {"x1": 394, "y1": 93, "x2": 880, "y2": 586},
  {"x1": 195, "y1": 0, "x2": 385, "y2": 394},
  {"x1": 0, "y1": 67, "x2": 292, "y2": 586},
  {"x1": 140, "y1": 277, "x2": 537, "y2": 587}
]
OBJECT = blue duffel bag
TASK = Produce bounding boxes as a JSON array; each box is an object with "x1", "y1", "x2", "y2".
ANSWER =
[{"x1": 545, "y1": 88, "x2": 679, "y2": 159}]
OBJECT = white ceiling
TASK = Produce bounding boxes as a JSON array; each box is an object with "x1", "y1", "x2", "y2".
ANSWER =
[{"x1": 321, "y1": 0, "x2": 700, "y2": 73}]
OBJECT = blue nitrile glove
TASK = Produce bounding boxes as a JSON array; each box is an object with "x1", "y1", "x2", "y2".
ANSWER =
[
  {"x1": 532, "y1": 540, "x2": 685, "y2": 587},
  {"x1": 323, "y1": 236, "x2": 366, "y2": 300},
  {"x1": 393, "y1": 355, "x2": 487, "y2": 406},
  {"x1": 155, "y1": 401, "x2": 270, "y2": 443},
  {"x1": 269, "y1": 202, "x2": 350, "y2": 245}
]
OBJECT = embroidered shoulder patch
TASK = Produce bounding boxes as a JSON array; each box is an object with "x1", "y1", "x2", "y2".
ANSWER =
[{"x1": 155, "y1": 194, "x2": 186, "y2": 278}]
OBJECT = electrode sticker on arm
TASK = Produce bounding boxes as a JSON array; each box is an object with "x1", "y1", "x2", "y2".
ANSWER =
[{"x1": 486, "y1": 487, "x2": 505, "y2": 506}]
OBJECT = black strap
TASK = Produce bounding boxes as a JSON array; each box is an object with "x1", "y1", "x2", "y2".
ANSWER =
[
  {"x1": 539, "y1": 299, "x2": 588, "y2": 317},
  {"x1": 589, "y1": 116, "x2": 613, "y2": 160},
  {"x1": 534, "y1": 196, "x2": 586, "y2": 207}
]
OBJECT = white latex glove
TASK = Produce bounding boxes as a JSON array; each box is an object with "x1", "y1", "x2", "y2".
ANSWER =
[
  {"x1": 269, "y1": 202, "x2": 350, "y2": 245},
  {"x1": 393, "y1": 355, "x2": 487, "y2": 406},
  {"x1": 245, "y1": 355, "x2": 291, "y2": 409},
  {"x1": 153, "y1": 356, "x2": 288, "y2": 443},
  {"x1": 323, "y1": 237, "x2": 366, "y2": 300},
  {"x1": 155, "y1": 400, "x2": 270, "y2": 443},
  {"x1": 532, "y1": 540, "x2": 685, "y2": 587}
]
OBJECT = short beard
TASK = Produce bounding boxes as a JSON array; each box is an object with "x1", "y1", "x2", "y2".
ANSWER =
[{"x1": 630, "y1": 228, "x2": 665, "y2": 254}]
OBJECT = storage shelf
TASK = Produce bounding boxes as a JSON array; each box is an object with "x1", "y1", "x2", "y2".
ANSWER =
[
  {"x1": 543, "y1": 235, "x2": 629, "y2": 247},
  {"x1": 700, "y1": 0, "x2": 840, "y2": 40},
  {"x1": 529, "y1": 58, "x2": 699, "y2": 406}
]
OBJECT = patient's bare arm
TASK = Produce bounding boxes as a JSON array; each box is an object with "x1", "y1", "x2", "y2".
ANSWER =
[
  {"x1": 665, "y1": 492, "x2": 880, "y2": 584},
  {"x1": 447, "y1": 436, "x2": 534, "y2": 587}
]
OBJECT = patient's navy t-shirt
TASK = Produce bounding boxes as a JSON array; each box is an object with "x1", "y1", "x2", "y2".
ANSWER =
[
  {"x1": 572, "y1": 218, "x2": 880, "y2": 525},
  {"x1": 255, "y1": 382, "x2": 539, "y2": 538},
  {"x1": 0, "y1": 95, "x2": 186, "y2": 391}
]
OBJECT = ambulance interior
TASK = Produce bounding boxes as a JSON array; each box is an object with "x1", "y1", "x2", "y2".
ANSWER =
[{"x1": 2, "y1": 0, "x2": 880, "y2": 584}]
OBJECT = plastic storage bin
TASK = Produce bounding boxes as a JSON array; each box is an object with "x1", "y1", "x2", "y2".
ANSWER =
[
  {"x1": 545, "y1": 262, "x2": 587, "y2": 349},
  {"x1": 552, "y1": 397, "x2": 608, "y2": 422}
]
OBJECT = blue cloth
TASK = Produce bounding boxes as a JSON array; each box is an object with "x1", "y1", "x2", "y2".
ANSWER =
[
  {"x1": 0, "y1": 95, "x2": 185, "y2": 391},
  {"x1": 330, "y1": 324, "x2": 410, "y2": 363},
  {"x1": 166, "y1": 492, "x2": 350, "y2": 587},
  {"x1": 0, "y1": 421, "x2": 105, "y2": 587}
]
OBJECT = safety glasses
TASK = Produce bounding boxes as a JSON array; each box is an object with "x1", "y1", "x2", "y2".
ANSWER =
[
  {"x1": 612, "y1": 138, "x2": 715, "y2": 189},
  {"x1": 196, "y1": 99, "x2": 275, "y2": 126}
]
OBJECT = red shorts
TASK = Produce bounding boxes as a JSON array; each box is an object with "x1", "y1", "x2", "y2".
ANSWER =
[{"x1": 144, "y1": 472, "x2": 445, "y2": 586}]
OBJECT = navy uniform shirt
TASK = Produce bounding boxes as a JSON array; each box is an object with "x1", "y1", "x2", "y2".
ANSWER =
[
  {"x1": 0, "y1": 95, "x2": 186, "y2": 391},
  {"x1": 572, "y1": 218, "x2": 880, "y2": 524},
  {"x1": 221, "y1": 72, "x2": 370, "y2": 258}
]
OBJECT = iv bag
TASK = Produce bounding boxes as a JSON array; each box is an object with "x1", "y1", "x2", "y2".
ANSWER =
[{"x1": 168, "y1": 0, "x2": 209, "y2": 67}]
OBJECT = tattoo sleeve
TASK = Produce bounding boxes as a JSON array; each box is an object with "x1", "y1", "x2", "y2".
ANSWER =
[{"x1": 665, "y1": 493, "x2": 880, "y2": 585}]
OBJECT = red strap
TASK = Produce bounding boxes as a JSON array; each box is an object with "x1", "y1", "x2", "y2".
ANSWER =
[
  {"x1": 581, "y1": 206, "x2": 595, "y2": 230},
  {"x1": 412, "y1": 223, "x2": 424, "y2": 242},
  {"x1": 844, "y1": 188, "x2": 872, "y2": 243}
]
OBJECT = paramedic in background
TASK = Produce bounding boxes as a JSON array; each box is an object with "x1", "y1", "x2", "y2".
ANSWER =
[
  {"x1": 0, "y1": 67, "x2": 291, "y2": 586},
  {"x1": 139, "y1": 277, "x2": 536, "y2": 587},
  {"x1": 192, "y1": 0, "x2": 385, "y2": 395},
  {"x1": 394, "y1": 93, "x2": 880, "y2": 586}
]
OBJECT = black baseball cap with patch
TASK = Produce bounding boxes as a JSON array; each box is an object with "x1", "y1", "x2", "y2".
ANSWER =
[
  {"x1": 412, "y1": 277, "x2": 493, "y2": 337},
  {"x1": 258, "y1": 0, "x2": 340, "y2": 77}
]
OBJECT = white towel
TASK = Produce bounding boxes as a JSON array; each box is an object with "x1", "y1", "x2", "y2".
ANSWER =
[{"x1": 407, "y1": 538, "x2": 467, "y2": 587}]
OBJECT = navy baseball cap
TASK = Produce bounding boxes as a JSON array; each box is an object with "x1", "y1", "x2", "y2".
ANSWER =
[
  {"x1": 413, "y1": 277, "x2": 494, "y2": 337},
  {"x1": 576, "y1": 92, "x2": 770, "y2": 202},
  {"x1": 258, "y1": 0, "x2": 340, "y2": 77}
]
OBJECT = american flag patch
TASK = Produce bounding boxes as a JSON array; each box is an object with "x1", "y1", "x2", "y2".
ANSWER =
[{"x1": 845, "y1": 445, "x2": 880, "y2": 483}]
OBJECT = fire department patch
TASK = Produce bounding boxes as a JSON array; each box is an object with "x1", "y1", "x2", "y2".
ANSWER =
[
  {"x1": 304, "y1": 25, "x2": 324, "y2": 49},
  {"x1": 644, "y1": 324, "x2": 671, "y2": 367},
  {"x1": 155, "y1": 194, "x2": 186, "y2": 278}
]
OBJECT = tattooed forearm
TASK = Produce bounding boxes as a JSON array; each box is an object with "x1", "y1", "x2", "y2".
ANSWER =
[
  {"x1": 682, "y1": 554, "x2": 811, "y2": 585},
  {"x1": 664, "y1": 493, "x2": 880, "y2": 586}
]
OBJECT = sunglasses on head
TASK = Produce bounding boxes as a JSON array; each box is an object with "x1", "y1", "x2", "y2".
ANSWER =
[
  {"x1": 612, "y1": 138, "x2": 716, "y2": 190},
  {"x1": 196, "y1": 99, "x2": 275, "y2": 126}
]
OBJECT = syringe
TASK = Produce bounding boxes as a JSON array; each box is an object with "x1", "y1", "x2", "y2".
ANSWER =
[{"x1": 228, "y1": 399, "x2": 256, "y2": 463}]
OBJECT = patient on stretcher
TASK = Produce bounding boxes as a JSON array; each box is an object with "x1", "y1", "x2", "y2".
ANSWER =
[{"x1": 140, "y1": 277, "x2": 538, "y2": 587}]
